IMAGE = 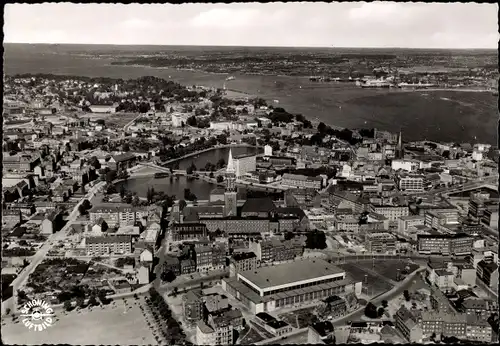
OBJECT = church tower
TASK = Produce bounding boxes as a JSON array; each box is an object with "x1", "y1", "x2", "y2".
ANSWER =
[
  {"x1": 224, "y1": 149, "x2": 237, "y2": 217},
  {"x1": 396, "y1": 130, "x2": 404, "y2": 159}
]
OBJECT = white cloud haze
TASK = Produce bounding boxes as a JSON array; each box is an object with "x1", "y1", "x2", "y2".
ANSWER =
[{"x1": 4, "y1": 2, "x2": 498, "y2": 48}]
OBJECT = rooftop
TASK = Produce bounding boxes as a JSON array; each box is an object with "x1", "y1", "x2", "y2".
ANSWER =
[
  {"x1": 311, "y1": 321, "x2": 334, "y2": 337},
  {"x1": 238, "y1": 258, "x2": 345, "y2": 290}
]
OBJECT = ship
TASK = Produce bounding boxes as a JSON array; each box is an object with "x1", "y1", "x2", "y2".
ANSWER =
[
  {"x1": 226, "y1": 76, "x2": 236, "y2": 81},
  {"x1": 398, "y1": 82, "x2": 436, "y2": 89},
  {"x1": 154, "y1": 172, "x2": 169, "y2": 178},
  {"x1": 360, "y1": 79, "x2": 391, "y2": 88}
]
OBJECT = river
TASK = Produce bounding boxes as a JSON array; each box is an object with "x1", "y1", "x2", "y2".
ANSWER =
[
  {"x1": 116, "y1": 146, "x2": 259, "y2": 198},
  {"x1": 4, "y1": 44, "x2": 497, "y2": 144}
]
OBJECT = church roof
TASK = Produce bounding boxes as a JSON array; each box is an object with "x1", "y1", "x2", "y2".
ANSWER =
[{"x1": 226, "y1": 148, "x2": 235, "y2": 173}]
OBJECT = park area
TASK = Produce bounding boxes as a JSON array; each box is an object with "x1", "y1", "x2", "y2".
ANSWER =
[{"x1": 2, "y1": 298, "x2": 157, "y2": 345}]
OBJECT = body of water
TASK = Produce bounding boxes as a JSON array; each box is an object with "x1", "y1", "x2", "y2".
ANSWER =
[
  {"x1": 4, "y1": 44, "x2": 497, "y2": 144},
  {"x1": 170, "y1": 146, "x2": 260, "y2": 170},
  {"x1": 115, "y1": 175, "x2": 216, "y2": 200},
  {"x1": 119, "y1": 146, "x2": 259, "y2": 198}
]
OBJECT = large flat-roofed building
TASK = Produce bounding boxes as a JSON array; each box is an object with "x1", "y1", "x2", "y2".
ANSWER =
[
  {"x1": 232, "y1": 153, "x2": 257, "y2": 178},
  {"x1": 222, "y1": 259, "x2": 361, "y2": 314},
  {"x1": 281, "y1": 173, "x2": 322, "y2": 190},
  {"x1": 417, "y1": 233, "x2": 474, "y2": 255},
  {"x1": 397, "y1": 174, "x2": 424, "y2": 192}
]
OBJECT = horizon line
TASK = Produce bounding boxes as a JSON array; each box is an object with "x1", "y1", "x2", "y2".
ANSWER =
[{"x1": 3, "y1": 42, "x2": 497, "y2": 50}]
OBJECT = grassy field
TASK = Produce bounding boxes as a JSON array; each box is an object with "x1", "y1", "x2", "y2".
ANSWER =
[
  {"x1": 2, "y1": 299, "x2": 156, "y2": 345},
  {"x1": 339, "y1": 263, "x2": 394, "y2": 296}
]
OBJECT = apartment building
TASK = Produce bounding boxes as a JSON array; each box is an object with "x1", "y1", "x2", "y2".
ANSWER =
[
  {"x1": 476, "y1": 260, "x2": 499, "y2": 291},
  {"x1": 398, "y1": 215, "x2": 425, "y2": 234},
  {"x1": 85, "y1": 235, "x2": 132, "y2": 256},
  {"x1": 3, "y1": 152, "x2": 40, "y2": 173},
  {"x1": 195, "y1": 246, "x2": 214, "y2": 273},
  {"x1": 397, "y1": 174, "x2": 425, "y2": 192},
  {"x1": 395, "y1": 306, "x2": 423, "y2": 343},
  {"x1": 89, "y1": 205, "x2": 148, "y2": 228},
  {"x1": 171, "y1": 223, "x2": 208, "y2": 242},
  {"x1": 417, "y1": 233, "x2": 474, "y2": 255},
  {"x1": 465, "y1": 314, "x2": 493, "y2": 342},
  {"x1": 420, "y1": 311, "x2": 467, "y2": 339},
  {"x1": 370, "y1": 205, "x2": 409, "y2": 222},
  {"x1": 183, "y1": 290, "x2": 204, "y2": 323},
  {"x1": 233, "y1": 154, "x2": 257, "y2": 178},
  {"x1": 365, "y1": 232, "x2": 396, "y2": 253},
  {"x1": 458, "y1": 298, "x2": 498, "y2": 320},
  {"x1": 281, "y1": 173, "x2": 322, "y2": 190},
  {"x1": 229, "y1": 252, "x2": 258, "y2": 277},
  {"x1": 249, "y1": 238, "x2": 303, "y2": 264}
]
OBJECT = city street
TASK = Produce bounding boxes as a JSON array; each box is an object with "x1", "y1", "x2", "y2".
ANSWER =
[{"x1": 10, "y1": 181, "x2": 106, "y2": 310}]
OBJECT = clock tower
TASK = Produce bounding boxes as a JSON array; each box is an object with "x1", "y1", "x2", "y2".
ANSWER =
[{"x1": 224, "y1": 149, "x2": 237, "y2": 217}]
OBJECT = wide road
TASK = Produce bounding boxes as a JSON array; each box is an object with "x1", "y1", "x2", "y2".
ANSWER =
[{"x1": 10, "y1": 181, "x2": 106, "y2": 310}]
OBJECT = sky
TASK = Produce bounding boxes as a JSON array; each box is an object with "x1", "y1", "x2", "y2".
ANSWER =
[{"x1": 4, "y1": 2, "x2": 499, "y2": 48}]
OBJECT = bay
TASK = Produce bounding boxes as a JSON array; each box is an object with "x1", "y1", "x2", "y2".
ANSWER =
[{"x1": 4, "y1": 44, "x2": 497, "y2": 144}]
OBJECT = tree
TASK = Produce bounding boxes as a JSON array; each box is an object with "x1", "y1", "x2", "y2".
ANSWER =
[
  {"x1": 76, "y1": 296, "x2": 85, "y2": 308},
  {"x1": 403, "y1": 290, "x2": 411, "y2": 302},
  {"x1": 317, "y1": 122, "x2": 327, "y2": 134},
  {"x1": 64, "y1": 300, "x2": 72, "y2": 311},
  {"x1": 100, "y1": 220, "x2": 109, "y2": 232},
  {"x1": 161, "y1": 270, "x2": 176, "y2": 283},
  {"x1": 78, "y1": 204, "x2": 87, "y2": 215},
  {"x1": 105, "y1": 170, "x2": 117, "y2": 183},
  {"x1": 216, "y1": 175, "x2": 224, "y2": 183},
  {"x1": 89, "y1": 156, "x2": 101, "y2": 169},
  {"x1": 179, "y1": 200, "x2": 187, "y2": 211},
  {"x1": 305, "y1": 230, "x2": 327, "y2": 250},
  {"x1": 186, "y1": 162, "x2": 196, "y2": 175},
  {"x1": 88, "y1": 295, "x2": 98, "y2": 307},
  {"x1": 131, "y1": 195, "x2": 140, "y2": 207},
  {"x1": 284, "y1": 231, "x2": 295, "y2": 241},
  {"x1": 120, "y1": 184, "x2": 126, "y2": 199},
  {"x1": 217, "y1": 158, "x2": 226, "y2": 169},
  {"x1": 381, "y1": 300, "x2": 388, "y2": 308},
  {"x1": 364, "y1": 302, "x2": 378, "y2": 319},
  {"x1": 377, "y1": 307, "x2": 385, "y2": 318},
  {"x1": 209, "y1": 172, "x2": 214, "y2": 178}
]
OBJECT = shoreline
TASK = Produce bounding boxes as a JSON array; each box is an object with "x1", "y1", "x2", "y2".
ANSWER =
[
  {"x1": 6, "y1": 70, "x2": 496, "y2": 144},
  {"x1": 106, "y1": 62, "x2": 495, "y2": 93}
]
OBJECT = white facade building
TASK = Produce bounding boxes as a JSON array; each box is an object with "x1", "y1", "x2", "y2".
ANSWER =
[
  {"x1": 264, "y1": 145, "x2": 273, "y2": 157},
  {"x1": 233, "y1": 154, "x2": 257, "y2": 178},
  {"x1": 171, "y1": 112, "x2": 191, "y2": 127}
]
